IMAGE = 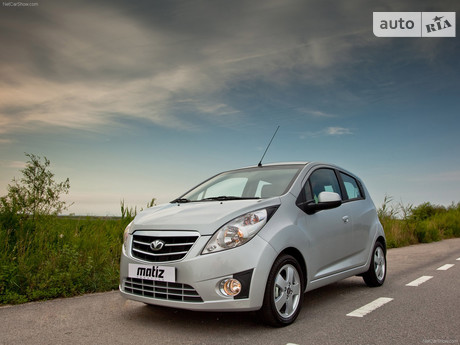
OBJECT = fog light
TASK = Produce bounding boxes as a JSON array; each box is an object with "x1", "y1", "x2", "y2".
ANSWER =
[{"x1": 219, "y1": 278, "x2": 242, "y2": 297}]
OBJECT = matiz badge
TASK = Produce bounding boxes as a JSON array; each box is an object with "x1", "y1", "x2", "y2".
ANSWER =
[{"x1": 128, "y1": 263, "x2": 175, "y2": 282}]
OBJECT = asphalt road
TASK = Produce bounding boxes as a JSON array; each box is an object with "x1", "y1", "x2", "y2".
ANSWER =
[{"x1": 1, "y1": 238, "x2": 459, "y2": 345}]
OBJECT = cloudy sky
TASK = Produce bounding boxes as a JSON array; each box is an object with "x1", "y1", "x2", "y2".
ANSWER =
[{"x1": 0, "y1": 0, "x2": 459, "y2": 215}]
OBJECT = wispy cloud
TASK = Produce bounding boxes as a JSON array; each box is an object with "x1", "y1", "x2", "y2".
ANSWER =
[
  {"x1": 1, "y1": 0, "x2": 443, "y2": 136},
  {"x1": 7, "y1": 161, "x2": 27, "y2": 169},
  {"x1": 413, "y1": 171, "x2": 460, "y2": 182},
  {"x1": 298, "y1": 108, "x2": 336, "y2": 118},
  {"x1": 0, "y1": 160, "x2": 27, "y2": 170},
  {"x1": 0, "y1": 1, "x2": 373, "y2": 135},
  {"x1": 300, "y1": 126, "x2": 354, "y2": 139},
  {"x1": 326, "y1": 127, "x2": 353, "y2": 135},
  {"x1": 0, "y1": 137, "x2": 12, "y2": 144}
]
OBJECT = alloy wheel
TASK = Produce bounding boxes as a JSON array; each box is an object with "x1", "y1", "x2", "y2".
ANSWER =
[{"x1": 273, "y1": 263, "x2": 301, "y2": 319}]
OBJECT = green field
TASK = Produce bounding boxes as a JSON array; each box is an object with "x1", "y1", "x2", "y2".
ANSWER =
[
  {"x1": 379, "y1": 198, "x2": 460, "y2": 248},
  {"x1": 0, "y1": 213, "x2": 132, "y2": 304},
  {"x1": 1, "y1": 200, "x2": 459, "y2": 305}
]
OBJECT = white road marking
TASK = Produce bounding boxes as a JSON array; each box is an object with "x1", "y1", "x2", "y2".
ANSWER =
[
  {"x1": 456, "y1": 258, "x2": 460, "y2": 261},
  {"x1": 437, "y1": 264, "x2": 454, "y2": 271},
  {"x1": 406, "y1": 276, "x2": 433, "y2": 286},
  {"x1": 346, "y1": 297, "x2": 393, "y2": 318}
]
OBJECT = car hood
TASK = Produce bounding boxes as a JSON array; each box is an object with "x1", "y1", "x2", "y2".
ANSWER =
[{"x1": 131, "y1": 198, "x2": 280, "y2": 235}]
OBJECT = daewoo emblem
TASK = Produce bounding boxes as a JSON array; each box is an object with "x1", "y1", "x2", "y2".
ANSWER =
[{"x1": 150, "y1": 239, "x2": 165, "y2": 251}]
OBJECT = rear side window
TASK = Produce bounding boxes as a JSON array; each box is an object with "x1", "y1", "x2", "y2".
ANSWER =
[{"x1": 339, "y1": 172, "x2": 363, "y2": 200}]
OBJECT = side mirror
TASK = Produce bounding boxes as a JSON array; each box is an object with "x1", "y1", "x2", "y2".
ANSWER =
[{"x1": 304, "y1": 192, "x2": 342, "y2": 214}]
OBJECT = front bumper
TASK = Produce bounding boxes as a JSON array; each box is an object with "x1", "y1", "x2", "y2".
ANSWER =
[{"x1": 119, "y1": 232, "x2": 277, "y2": 312}]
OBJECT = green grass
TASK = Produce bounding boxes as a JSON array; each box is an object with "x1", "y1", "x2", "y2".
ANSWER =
[
  {"x1": 0, "y1": 214, "x2": 131, "y2": 304},
  {"x1": 1, "y1": 199, "x2": 459, "y2": 305},
  {"x1": 379, "y1": 198, "x2": 460, "y2": 248}
]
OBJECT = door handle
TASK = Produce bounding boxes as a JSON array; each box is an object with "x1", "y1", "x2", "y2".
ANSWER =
[{"x1": 342, "y1": 216, "x2": 350, "y2": 223}]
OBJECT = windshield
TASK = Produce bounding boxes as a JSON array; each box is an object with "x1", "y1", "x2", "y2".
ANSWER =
[{"x1": 175, "y1": 165, "x2": 303, "y2": 202}]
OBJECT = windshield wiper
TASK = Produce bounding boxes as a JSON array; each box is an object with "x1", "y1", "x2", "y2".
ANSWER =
[
  {"x1": 201, "y1": 196, "x2": 260, "y2": 201},
  {"x1": 171, "y1": 198, "x2": 190, "y2": 203},
  {"x1": 172, "y1": 196, "x2": 261, "y2": 203}
]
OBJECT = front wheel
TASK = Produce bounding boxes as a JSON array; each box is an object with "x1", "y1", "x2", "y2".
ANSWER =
[
  {"x1": 363, "y1": 241, "x2": 386, "y2": 287},
  {"x1": 258, "y1": 254, "x2": 304, "y2": 327}
]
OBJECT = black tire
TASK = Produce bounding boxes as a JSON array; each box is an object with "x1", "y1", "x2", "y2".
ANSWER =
[
  {"x1": 363, "y1": 241, "x2": 386, "y2": 287},
  {"x1": 258, "y1": 254, "x2": 304, "y2": 327}
]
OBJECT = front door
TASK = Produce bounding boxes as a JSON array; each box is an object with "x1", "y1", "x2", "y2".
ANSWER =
[{"x1": 297, "y1": 168, "x2": 354, "y2": 280}]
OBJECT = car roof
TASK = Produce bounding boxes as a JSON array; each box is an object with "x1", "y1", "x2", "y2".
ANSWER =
[{"x1": 238, "y1": 162, "x2": 309, "y2": 169}]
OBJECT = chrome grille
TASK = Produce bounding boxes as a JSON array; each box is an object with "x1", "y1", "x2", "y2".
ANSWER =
[
  {"x1": 123, "y1": 278, "x2": 203, "y2": 302},
  {"x1": 131, "y1": 234, "x2": 199, "y2": 262}
]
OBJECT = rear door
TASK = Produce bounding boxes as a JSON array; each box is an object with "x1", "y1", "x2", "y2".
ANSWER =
[{"x1": 338, "y1": 171, "x2": 371, "y2": 265}]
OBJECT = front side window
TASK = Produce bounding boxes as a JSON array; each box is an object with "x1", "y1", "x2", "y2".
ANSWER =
[{"x1": 306, "y1": 168, "x2": 342, "y2": 203}]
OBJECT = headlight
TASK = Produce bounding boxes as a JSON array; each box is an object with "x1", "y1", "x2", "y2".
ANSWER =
[
  {"x1": 202, "y1": 209, "x2": 268, "y2": 254},
  {"x1": 123, "y1": 221, "x2": 133, "y2": 252}
]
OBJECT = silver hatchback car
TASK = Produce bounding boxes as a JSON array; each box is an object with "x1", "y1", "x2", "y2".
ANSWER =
[{"x1": 120, "y1": 162, "x2": 386, "y2": 326}]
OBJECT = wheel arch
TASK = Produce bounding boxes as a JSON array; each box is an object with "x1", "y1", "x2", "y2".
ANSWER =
[
  {"x1": 278, "y1": 247, "x2": 307, "y2": 289},
  {"x1": 376, "y1": 235, "x2": 387, "y2": 253}
]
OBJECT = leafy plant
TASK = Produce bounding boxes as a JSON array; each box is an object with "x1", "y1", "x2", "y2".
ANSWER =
[
  {"x1": 0, "y1": 153, "x2": 71, "y2": 220},
  {"x1": 379, "y1": 198, "x2": 460, "y2": 247}
]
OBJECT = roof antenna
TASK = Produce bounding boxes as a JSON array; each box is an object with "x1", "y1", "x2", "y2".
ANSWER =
[{"x1": 258, "y1": 125, "x2": 280, "y2": 167}]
